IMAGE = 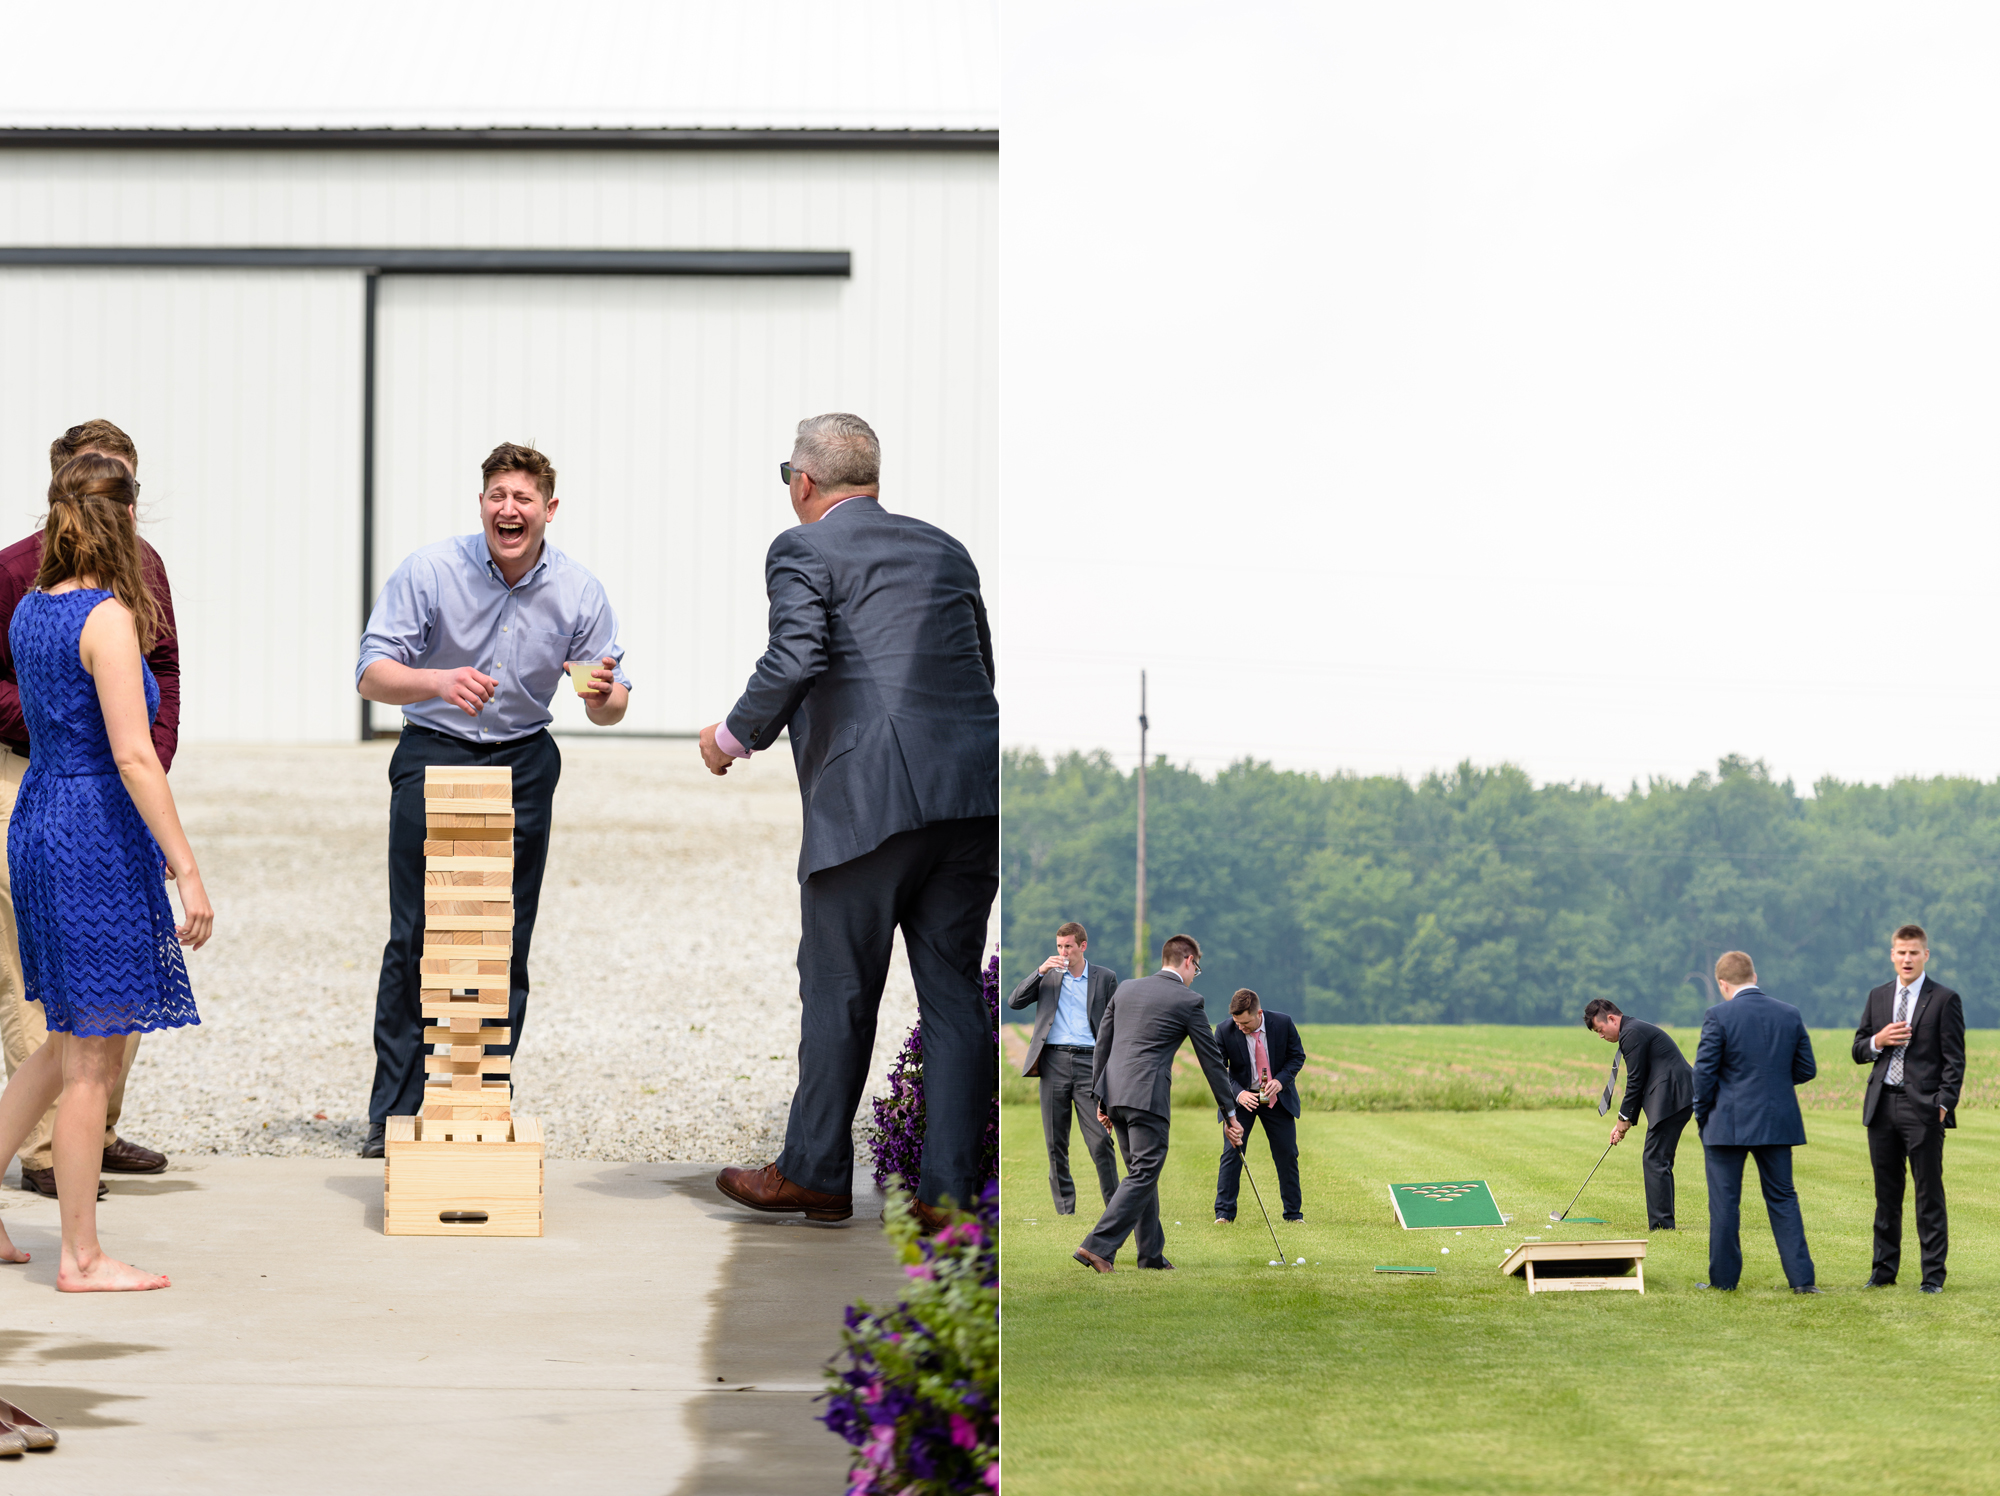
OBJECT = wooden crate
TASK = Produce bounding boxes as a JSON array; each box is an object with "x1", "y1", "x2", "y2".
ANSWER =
[
  {"x1": 1499, "y1": 1238, "x2": 1647, "y2": 1294},
  {"x1": 383, "y1": 1116, "x2": 544, "y2": 1237},
  {"x1": 383, "y1": 765, "x2": 545, "y2": 1237}
]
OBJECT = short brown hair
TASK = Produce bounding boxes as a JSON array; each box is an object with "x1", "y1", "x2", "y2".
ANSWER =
[
  {"x1": 1582, "y1": 998, "x2": 1622, "y2": 1030},
  {"x1": 1056, "y1": 922, "x2": 1087, "y2": 944},
  {"x1": 1714, "y1": 951, "x2": 1756, "y2": 986},
  {"x1": 1161, "y1": 933, "x2": 1201, "y2": 967},
  {"x1": 1892, "y1": 924, "x2": 1928, "y2": 949},
  {"x1": 1229, "y1": 989, "x2": 1260, "y2": 1016},
  {"x1": 50, "y1": 419, "x2": 137, "y2": 474},
  {"x1": 481, "y1": 442, "x2": 556, "y2": 501}
]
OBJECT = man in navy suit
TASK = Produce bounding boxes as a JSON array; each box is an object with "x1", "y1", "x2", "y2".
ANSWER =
[
  {"x1": 1211, "y1": 989, "x2": 1308, "y2": 1224},
  {"x1": 1692, "y1": 950, "x2": 1819, "y2": 1293},
  {"x1": 1008, "y1": 921, "x2": 1122, "y2": 1214}
]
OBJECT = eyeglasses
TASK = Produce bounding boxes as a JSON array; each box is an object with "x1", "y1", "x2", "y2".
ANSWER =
[{"x1": 779, "y1": 461, "x2": 811, "y2": 487}]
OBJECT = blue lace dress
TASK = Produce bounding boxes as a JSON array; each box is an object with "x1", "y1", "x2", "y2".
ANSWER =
[{"x1": 7, "y1": 588, "x2": 199, "y2": 1036}]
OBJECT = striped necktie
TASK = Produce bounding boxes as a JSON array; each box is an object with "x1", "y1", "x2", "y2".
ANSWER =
[{"x1": 1887, "y1": 985, "x2": 1912, "y2": 1087}]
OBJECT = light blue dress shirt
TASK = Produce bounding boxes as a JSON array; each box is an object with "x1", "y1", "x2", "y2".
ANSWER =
[
  {"x1": 1046, "y1": 965, "x2": 1095, "y2": 1047},
  {"x1": 357, "y1": 533, "x2": 631, "y2": 744}
]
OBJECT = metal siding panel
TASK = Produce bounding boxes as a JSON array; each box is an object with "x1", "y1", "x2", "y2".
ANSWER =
[{"x1": 0, "y1": 268, "x2": 362, "y2": 743}]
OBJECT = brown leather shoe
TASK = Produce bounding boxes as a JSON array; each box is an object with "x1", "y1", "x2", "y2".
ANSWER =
[
  {"x1": 101, "y1": 1137, "x2": 168, "y2": 1173},
  {"x1": 1073, "y1": 1247, "x2": 1115, "y2": 1273},
  {"x1": 910, "y1": 1200, "x2": 953, "y2": 1237},
  {"x1": 0, "y1": 1398, "x2": 56, "y2": 1450},
  {"x1": 19, "y1": 1167, "x2": 105, "y2": 1201},
  {"x1": 715, "y1": 1163, "x2": 853, "y2": 1222}
]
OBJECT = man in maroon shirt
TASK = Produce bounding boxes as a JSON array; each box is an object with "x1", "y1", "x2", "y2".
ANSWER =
[{"x1": 0, "y1": 420, "x2": 180, "y2": 1198}]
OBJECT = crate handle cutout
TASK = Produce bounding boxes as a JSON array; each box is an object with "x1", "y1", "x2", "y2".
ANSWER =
[{"x1": 438, "y1": 1210, "x2": 490, "y2": 1224}]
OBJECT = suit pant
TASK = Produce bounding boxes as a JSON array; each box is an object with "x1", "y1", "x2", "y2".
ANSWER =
[
  {"x1": 1703, "y1": 1142, "x2": 1815, "y2": 1290},
  {"x1": 1081, "y1": 1106, "x2": 1169, "y2": 1265},
  {"x1": 0, "y1": 746, "x2": 139, "y2": 1170},
  {"x1": 1213, "y1": 1104, "x2": 1301, "y2": 1220},
  {"x1": 778, "y1": 816, "x2": 998, "y2": 1208},
  {"x1": 1868, "y1": 1088, "x2": 1948, "y2": 1288},
  {"x1": 1641, "y1": 1106, "x2": 1691, "y2": 1230},
  {"x1": 1036, "y1": 1046, "x2": 1118, "y2": 1214},
  {"x1": 368, "y1": 725, "x2": 559, "y2": 1124}
]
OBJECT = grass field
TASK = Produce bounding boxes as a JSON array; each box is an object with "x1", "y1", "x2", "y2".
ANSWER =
[{"x1": 1000, "y1": 1027, "x2": 2000, "y2": 1495}]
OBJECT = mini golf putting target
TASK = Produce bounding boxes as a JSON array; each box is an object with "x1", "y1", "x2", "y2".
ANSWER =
[{"x1": 1388, "y1": 1180, "x2": 1506, "y2": 1230}]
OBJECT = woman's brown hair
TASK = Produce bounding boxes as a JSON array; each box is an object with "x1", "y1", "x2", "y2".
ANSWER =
[{"x1": 36, "y1": 454, "x2": 164, "y2": 651}]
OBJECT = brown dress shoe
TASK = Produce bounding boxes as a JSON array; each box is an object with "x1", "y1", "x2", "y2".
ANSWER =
[
  {"x1": 101, "y1": 1137, "x2": 168, "y2": 1173},
  {"x1": 1073, "y1": 1247, "x2": 1115, "y2": 1273},
  {"x1": 18, "y1": 1167, "x2": 105, "y2": 1201},
  {"x1": 911, "y1": 1200, "x2": 952, "y2": 1237},
  {"x1": 715, "y1": 1163, "x2": 853, "y2": 1222}
]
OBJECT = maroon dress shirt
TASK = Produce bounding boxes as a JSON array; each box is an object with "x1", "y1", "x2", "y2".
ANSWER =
[{"x1": 0, "y1": 533, "x2": 180, "y2": 770}]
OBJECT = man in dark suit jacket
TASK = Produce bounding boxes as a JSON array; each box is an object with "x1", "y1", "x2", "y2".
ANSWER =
[
  {"x1": 1583, "y1": 998, "x2": 1695, "y2": 1230},
  {"x1": 702, "y1": 414, "x2": 998, "y2": 1227},
  {"x1": 1852, "y1": 923, "x2": 1965, "y2": 1293},
  {"x1": 1074, "y1": 935, "x2": 1242, "y2": 1273},
  {"x1": 1008, "y1": 921, "x2": 1120, "y2": 1214},
  {"x1": 1212, "y1": 989, "x2": 1307, "y2": 1224},
  {"x1": 1691, "y1": 951, "x2": 1819, "y2": 1292}
]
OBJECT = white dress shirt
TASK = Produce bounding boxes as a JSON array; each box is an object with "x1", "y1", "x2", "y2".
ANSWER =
[{"x1": 1868, "y1": 972, "x2": 1925, "y2": 1057}]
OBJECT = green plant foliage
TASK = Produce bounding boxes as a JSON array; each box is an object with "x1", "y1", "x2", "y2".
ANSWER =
[{"x1": 1004, "y1": 748, "x2": 2000, "y2": 1028}]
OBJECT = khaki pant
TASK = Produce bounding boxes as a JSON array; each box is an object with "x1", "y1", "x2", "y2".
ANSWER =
[{"x1": 0, "y1": 748, "x2": 138, "y2": 1172}]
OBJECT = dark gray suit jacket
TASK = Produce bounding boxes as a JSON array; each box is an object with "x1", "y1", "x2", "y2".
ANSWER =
[
  {"x1": 1089, "y1": 970, "x2": 1237, "y2": 1122},
  {"x1": 1614, "y1": 1016, "x2": 1695, "y2": 1125},
  {"x1": 1008, "y1": 962, "x2": 1119, "y2": 1078},
  {"x1": 1215, "y1": 1010, "x2": 1307, "y2": 1119},
  {"x1": 1853, "y1": 976, "x2": 1965, "y2": 1128},
  {"x1": 724, "y1": 497, "x2": 998, "y2": 881}
]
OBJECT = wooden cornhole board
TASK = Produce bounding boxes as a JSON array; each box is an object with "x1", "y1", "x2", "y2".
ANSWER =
[{"x1": 1500, "y1": 1239, "x2": 1647, "y2": 1294}]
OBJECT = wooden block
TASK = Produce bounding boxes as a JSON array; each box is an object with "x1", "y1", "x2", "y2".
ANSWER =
[
  {"x1": 420, "y1": 998, "x2": 510, "y2": 1019},
  {"x1": 427, "y1": 811, "x2": 517, "y2": 830},
  {"x1": 425, "y1": 856, "x2": 514, "y2": 874},
  {"x1": 417, "y1": 973, "x2": 510, "y2": 994},
  {"x1": 422, "y1": 915, "x2": 514, "y2": 932},
  {"x1": 425, "y1": 765, "x2": 511, "y2": 783},
  {"x1": 422, "y1": 943, "x2": 512, "y2": 961},
  {"x1": 424, "y1": 1026, "x2": 511, "y2": 1045},
  {"x1": 386, "y1": 1116, "x2": 419, "y2": 1144},
  {"x1": 384, "y1": 1116, "x2": 543, "y2": 1237},
  {"x1": 424, "y1": 797, "x2": 512, "y2": 816},
  {"x1": 423, "y1": 874, "x2": 512, "y2": 895},
  {"x1": 426, "y1": 1054, "x2": 513, "y2": 1074},
  {"x1": 422, "y1": 1082, "x2": 511, "y2": 1104}
]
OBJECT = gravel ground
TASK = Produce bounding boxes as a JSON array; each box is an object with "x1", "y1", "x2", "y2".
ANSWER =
[{"x1": 101, "y1": 737, "x2": 950, "y2": 1165}]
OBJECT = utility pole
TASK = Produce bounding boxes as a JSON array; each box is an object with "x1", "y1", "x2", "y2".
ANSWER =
[{"x1": 1134, "y1": 669, "x2": 1148, "y2": 978}]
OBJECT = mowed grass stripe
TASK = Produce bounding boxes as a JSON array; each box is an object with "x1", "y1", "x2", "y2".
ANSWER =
[
  {"x1": 1001, "y1": 1023, "x2": 2000, "y2": 1113},
  {"x1": 1001, "y1": 1102, "x2": 2000, "y2": 1495}
]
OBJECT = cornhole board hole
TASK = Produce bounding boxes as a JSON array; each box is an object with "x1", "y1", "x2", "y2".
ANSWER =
[
  {"x1": 1389, "y1": 1180, "x2": 1506, "y2": 1230},
  {"x1": 1500, "y1": 1239, "x2": 1646, "y2": 1294},
  {"x1": 383, "y1": 1115, "x2": 544, "y2": 1237}
]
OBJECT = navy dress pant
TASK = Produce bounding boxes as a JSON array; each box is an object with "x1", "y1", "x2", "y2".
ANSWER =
[
  {"x1": 1214, "y1": 1104, "x2": 1302, "y2": 1220},
  {"x1": 1704, "y1": 1142, "x2": 1815, "y2": 1289},
  {"x1": 367, "y1": 725, "x2": 559, "y2": 1124}
]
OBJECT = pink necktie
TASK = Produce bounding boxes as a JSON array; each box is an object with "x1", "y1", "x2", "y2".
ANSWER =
[{"x1": 1254, "y1": 1030, "x2": 1271, "y2": 1087}]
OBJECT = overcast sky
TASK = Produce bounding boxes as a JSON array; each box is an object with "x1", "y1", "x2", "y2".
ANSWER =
[{"x1": 1001, "y1": 3, "x2": 2000, "y2": 792}]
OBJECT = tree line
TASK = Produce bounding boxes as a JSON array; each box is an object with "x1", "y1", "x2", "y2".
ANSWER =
[{"x1": 1003, "y1": 749, "x2": 2000, "y2": 1029}]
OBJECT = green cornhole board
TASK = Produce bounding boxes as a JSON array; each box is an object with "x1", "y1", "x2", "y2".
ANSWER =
[
  {"x1": 1374, "y1": 1265, "x2": 1437, "y2": 1274},
  {"x1": 1389, "y1": 1180, "x2": 1505, "y2": 1230}
]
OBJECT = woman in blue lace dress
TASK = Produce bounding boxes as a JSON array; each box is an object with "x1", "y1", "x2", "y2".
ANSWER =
[{"x1": 0, "y1": 453, "x2": 212, "y2": 1292}]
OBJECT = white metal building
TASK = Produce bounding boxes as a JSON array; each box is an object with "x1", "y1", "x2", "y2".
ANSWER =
[{"x1": 0, "y1": 1, "x2": 997, "y2": 742}]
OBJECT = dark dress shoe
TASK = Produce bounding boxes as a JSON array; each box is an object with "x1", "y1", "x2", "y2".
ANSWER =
[
  {"x1": 18, "y1": 1167, "x2": 105, "y2": 1201},
  {"x1": 1073, "y1": 1247, "x2": 1115, "y2": 1273},
  {"x1": 1921, "y1": 1284, "x2": 1943, "y2": 1294},
  {"x1": 1864, "y1": 1276, "x2": 1896, "y2": 1288},
  {"x1": 359, "y1": 1122, "x2": 386, "y2": 1160},
  {"x1": 1694, "y1": 1282, "x2": 1734, "y2": 1291},
  {"x1": 0, "y1": 1397, "x2": 56, "y2": 1450},
  {"x1": 1283, "y1": 1215, "x2": 1305, "y2": 1223},
  {"x1": 1137, "y1": 1256, "x2": 1175, "y2": 1270},
  {"x1": 715, "y1": 1163, "x2": 853, "y2": 1221},
  {"x1": 1793, "y1": 1285, "x2": 1822, "y2": 1294},
  {"x1": 100, "y1": 1136, "x2": 167, "y2": 1173}
]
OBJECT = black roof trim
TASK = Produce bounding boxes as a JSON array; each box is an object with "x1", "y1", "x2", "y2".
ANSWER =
[
  {"x1": 0, "y1": 126, "x2": 996, "y2": 152},
  {"x1": 0, "y1": 247, "x2": 850, "y2": 275}
]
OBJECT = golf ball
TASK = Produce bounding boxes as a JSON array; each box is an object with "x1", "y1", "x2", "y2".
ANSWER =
[
  {"x1": 1269, "y1": 1259, "x2": 1280, "y2": 1266},
  {"x1": 1296, "y1": 1257, "x2": 1306, "y2": 1265},
  {"x1": 1441, "y1": 1247, "x2": 1450, "y2": 1255}
]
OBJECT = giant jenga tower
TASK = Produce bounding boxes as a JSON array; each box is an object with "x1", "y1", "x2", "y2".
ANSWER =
[{"x1": 383, "y1": 765, "x2": 545, "y2": 1236}]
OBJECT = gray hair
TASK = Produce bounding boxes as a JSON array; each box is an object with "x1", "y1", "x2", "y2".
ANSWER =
[{"x1": 792, "y1": 412, "x2": 881, "y2": 490}]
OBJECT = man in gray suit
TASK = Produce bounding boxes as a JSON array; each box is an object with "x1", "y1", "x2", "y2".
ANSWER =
[
  {"x1": 701, "y1": 413, "x2": 998, "y2": 1228},
  {"x1": 1008, "y1": 921, "x2": 1120, "y2": 1214},
  {"x1": 1074, "y1": 934, "x2": 1242, "y2": 1273}
]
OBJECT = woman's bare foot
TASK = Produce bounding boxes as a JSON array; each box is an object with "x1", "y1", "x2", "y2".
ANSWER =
[
  {"x1": 57, "y1": 1249, "x2": 167, "y2": 1292},
  {"x1": 0, "y1": 1225, "x2": 26, "y2": 1265}
]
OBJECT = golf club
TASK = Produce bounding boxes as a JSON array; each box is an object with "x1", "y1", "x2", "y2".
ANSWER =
[
  {"x1": 1236, "y1": 1134, "x2": 1289, "y2": 1265},
  {"x1": 1552, "y1": 1138, "x2": 1616, "y2": 1222}
]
